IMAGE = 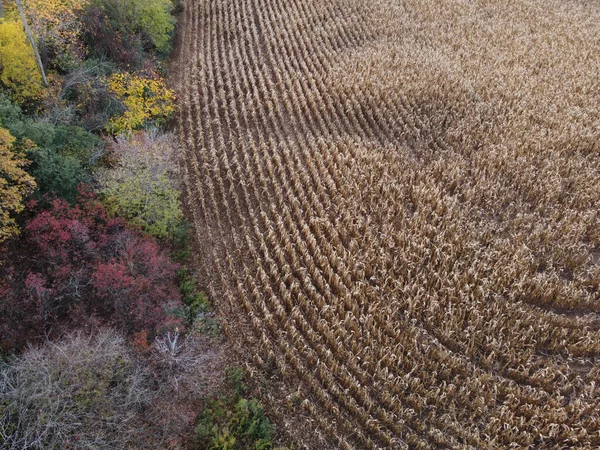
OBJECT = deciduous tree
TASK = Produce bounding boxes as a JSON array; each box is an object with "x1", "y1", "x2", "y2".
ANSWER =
[
  {"x1": 107, "y1": 72, "x2": 175, "y2": 133},
  {"x1": 98, "y1": 130, "x2": 182, "y2": 238},
  {"x1": 0, "y1": 190, "x2": 183, "y2": 351},
  {"x1": 18, "y1": 0, "x2": 88, "y2": 71},
  {"x1": 14, "y1": 0, "x2": 47, "y2": 83},
  {"x1": 0, "y1": 18, "x2": 44, "y2": 103},
  {"x1": 90, "y1": 0, "x2": 175, "y2": 54},
  {"x1": 0, "y1": 329, "x2": 154, "y2": 449},
  {"x1": 0, "y1": 126, "x2": 35, "y2": 243}
]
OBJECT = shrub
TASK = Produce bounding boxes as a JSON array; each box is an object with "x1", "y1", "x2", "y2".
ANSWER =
[
  {"x1": 98, "y1": 130, "x2": 182, "y2": 238},
  {"x1": 131, "y1": 0, "x2": 175, "y2": 54},
  {"x1": 177, "y1": 267, "x2": 210, "y2": 327},
  {"x1": 0, "y1": 93, "x2": 22, "y2": 127},
  {"x1": 0, "y1": 93, "x2": 104, "y2": 163},
  {"x1": 46, "y1": 124, "x2": 104, "y2": 166},
  {"x1": 0, "y1": 93, "x2": 102, "y2": 202},
  {"x1": 88, "y1": 0, "x2": 175, "y2": 55},
  {"x1": 0, "y1": 94, "x2": 55, "y2": 149},
  {"x1": 195, "y1": 398, "x2": 275, "y2": 450},
  {"x1": 194, "y1": 369, "x2": 279, "y2": 450},
  {"x1": 0, "y1": 329, "x2": 153, "y2": 449}
]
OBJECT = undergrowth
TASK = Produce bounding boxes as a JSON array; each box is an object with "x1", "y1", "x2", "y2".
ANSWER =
[{"x1": 193, "y1": 368, "x2": 289, "y2": 450}]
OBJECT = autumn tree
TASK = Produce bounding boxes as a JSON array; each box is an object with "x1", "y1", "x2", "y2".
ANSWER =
[
  {"x1": 0, "y1": 190, "x2": 183, "y2": 351},
  {"x1": 89, "y1": 0, "x2": 175, "y2": 54},
  {"x1": 14, "y1": 0, "x2": 47, "y2": 85},
  {"x1": 0, "y1": 126, "x2": 35, "y2": 243},
  {"x1": 98, "y1": 130, "x2": 182, "y2": 238},
  {"x1": 16, "y1": 0, "x2": 89, "y2": 71},
  {"x1": 0, "y1": 17, "x2": 44, "y2": 104},
  {"x1": 107, "y1": 71, "x2": 175, "y2": 133}
]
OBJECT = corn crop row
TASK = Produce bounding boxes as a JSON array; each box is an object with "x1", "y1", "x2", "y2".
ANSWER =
[{"x1": 176, "y1": 0, "x2": 600, "y2": 447}]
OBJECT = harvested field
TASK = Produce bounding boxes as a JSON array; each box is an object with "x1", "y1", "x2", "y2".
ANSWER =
[{"x1": 175, "y1": 0, "x2": 600, "y2": 447}]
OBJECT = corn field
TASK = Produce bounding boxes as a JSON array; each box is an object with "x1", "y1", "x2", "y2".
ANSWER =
[{"x1": 175, "y1": 0, "x2": 600, "y2": 447}]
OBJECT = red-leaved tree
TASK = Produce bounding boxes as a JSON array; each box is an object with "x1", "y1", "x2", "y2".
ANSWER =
[{"x1": 0, "y1": 188, "x2": 182, "y2": 351}]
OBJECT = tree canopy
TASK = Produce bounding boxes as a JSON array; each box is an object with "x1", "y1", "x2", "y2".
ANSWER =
[
  {"x1": 107, "y1": 72, "x2": 175, "y2": 133},
  {"x1": 0, "y1": 126, "x2": 35, "y2": 243},
  {"x1": 0, "y1": 18, "x2": 43, "y2": 104},
  {"x1": 91, "y1": 0, "x2": 175, "y2": 54},
  {"x1": 98, "y1": 131, "x2": 182, "y2": 238}
]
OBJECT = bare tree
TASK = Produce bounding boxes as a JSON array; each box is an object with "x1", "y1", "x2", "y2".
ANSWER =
[{"x1": 0, "y1": 329, "x2": 154, "y2": 449}]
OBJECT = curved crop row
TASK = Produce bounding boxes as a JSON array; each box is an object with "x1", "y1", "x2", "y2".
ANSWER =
[{"x1": 176, "y1": 0, "x2": 600, "y2": 448}]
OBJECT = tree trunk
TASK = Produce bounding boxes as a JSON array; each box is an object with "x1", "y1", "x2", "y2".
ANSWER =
[{"x1": 14, "y1": 0, "x2": 48, "y2": 87}]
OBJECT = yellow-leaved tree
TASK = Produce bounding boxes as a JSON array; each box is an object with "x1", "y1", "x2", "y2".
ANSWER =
[
  {"x1": 0, "y1": 18, "x2": 43, "y2": 104},
  {"x1": 107, "y1": 72, "x2": 175, "y2": 134},
  {"x1": 0, "y1": 126, "x2": 36, "y2": 243},
  {"x1": 13, "y1": 0, "x2": 88, "y2": 62}
]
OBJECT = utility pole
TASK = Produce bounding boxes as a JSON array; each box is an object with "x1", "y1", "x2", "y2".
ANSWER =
[{"x1": 14, "y1": 0, "x2": 48, "y2": 87}]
